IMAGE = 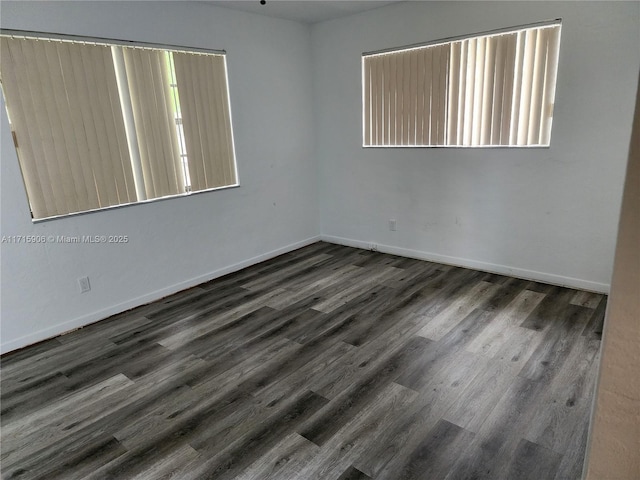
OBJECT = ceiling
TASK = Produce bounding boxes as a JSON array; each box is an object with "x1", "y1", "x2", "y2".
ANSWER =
[{"x1": 204, "y1": 0, "x2": 403, "y2": 24}]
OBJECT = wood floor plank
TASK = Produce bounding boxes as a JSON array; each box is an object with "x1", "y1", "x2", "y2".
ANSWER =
[
  {"x1": 298, "y1": 337, "x2": 430, "y2": 446},
  {"x1": 172, "y1": 391, "x2": 328, "y2": 480},
  {"x1": 396, "y1": 310, "x2": 493, "y2": 392},
  {"x1": 377, "y1": 419, "x2": 475, "y2": 480},
  {"x1": 570, "y1": 290, "x2": 604, "y2": 309},
  {"x1": 336, "y1": 465, "x2": 372, "y2": 480},
  {"x1": 441, "y1": 355, "x2": 518, "y2": 433},
  {"x1": 234, "y1": 433, "x2": 320, "y2": 480},
  {"x1": 2, "y1": 373, "x2": 134, "y2": 442},
  {"x1": 129, "y1": 444, "x2": 200, "y2": 480},
  {"x1": 4, "y1": 431, "x2": 127, "y2": 480},
  {"x1": 311, "y1": 265, "x2": 403, "y2": 313},
  {"x1": 296, "y1": 382, "x2": 417, "y2": 480},
  {"x1": 503, "y1": 438, "x2": 563, "y2": 480},
  {"x1": 353, "y1": 393, "x2": 450, "y2": 477},
  {"x1": 443, "y1": 375, "x2": 551, "y2": 480},
  {"x1": 519, "y1": 287, "x2": 575, "y2": 332},
  {"x1": 1, "y1": 336, "x2": 118, "y2": 390},
  {"x1": 553, "y1": 414, "x2": 590, "y2": 480},
  {"x1": 2, "y1": 360, "x2": 202, "y2": 468},
  {"x1": 465, "y1": 288, "x2": 545, "y2": 356},
  {"x1": 416, "y1": 281, "x2": 499, "y2": 340},
  {"x1": 0, "y1": 242, "x2": 602, "y2": 480},
  {"x1": 523, "y1": 335, "x2": 602, "y2": 454},
  {"x1": 264, "y1": 264, "x2": 362, "y2": 310},
  {"x1": 518, "y1": 304, "x2": 595, "y2": 383},
  {"x1": 255, "y1": 340, "x2": 356, "y2": 406},
  {"x1": 310, "y1": 320, "x2": 427, "y2": 400},
  {"x1": 240, "y1": 253, "x2": 334, "y2": 291},
  {"x1": 582, "y1": 296, "x2": 607, "y2": 339}
]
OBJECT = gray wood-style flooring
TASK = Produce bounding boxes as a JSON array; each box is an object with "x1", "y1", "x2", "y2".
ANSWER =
[{"x1": 1, "y1": 242, "x2": 605, "y2": 479}]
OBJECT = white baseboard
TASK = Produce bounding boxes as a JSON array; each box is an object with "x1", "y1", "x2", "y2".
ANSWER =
[
  {"x1": 0, "y1": 236, "x2": 321, "y2": 355},
  {"x1": 320, "y1": 234, "x2": 610, "y2": 294}
]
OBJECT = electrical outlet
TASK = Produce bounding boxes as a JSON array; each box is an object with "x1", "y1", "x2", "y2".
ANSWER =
[
  {"x1": 369, "y1": 243, "x2": 378, "y2": 252},
  {"x1": 78, "y1": 276, "x2": 91, "y2": 293},
  {"x1": 389, "y1": 219, "x2": 397, "y2": 231}
]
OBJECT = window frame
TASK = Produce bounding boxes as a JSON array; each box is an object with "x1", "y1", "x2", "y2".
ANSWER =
[
  {"x1": 0, "y1": 29, "x2": 239, "y2": 223},
  {"x1": 361, "y1": 19, "x2": 562, "y2": 149}
]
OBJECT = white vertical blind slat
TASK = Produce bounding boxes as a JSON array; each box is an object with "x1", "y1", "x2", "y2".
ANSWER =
[
  {"x1": 363, "y1": 58, "x2": 371, "y2": 146},
  {"x1": 126, "y1": 50, "x2": 155, "y2": 196},
  {"x1": 142, "y1": 50, "x2": 170, "y2": 195},
  {"x1": 423, "y1": 48, "x2": 433, "y2": 145},
  {"x1": 32, "y1": 40, "x2": 74, "y2": 215},
  {"x1": 509, "y1": 31, "x2": 526, "y2": 145},
  {"x1": 463, "y1": 38, "x2": 476, "y2": 146},
  {"x1": 517, "y1": 29, "x2": 537, "y2": 145},
  {"x1": 500, "y1": 33, "x2": 517, "y2": 145},
  {"x1": 471, "y1": 37, "x2": 486, "y2": 146},
  {"x1": 81, "y1": 44, "x2": 121, "y2": 206},
  {"x1": 456, "y1": 40, "x2": 468, "y2": 146},
  {"x1": 415, "y1": 51, "x2": 425, "y2": 145},
  {"x1": 387, "y1": 54, "x2": 397, "y2": 145},
  {"x1": 208, "y1": 56, "x2": 232, "y2": 185},
  {"x1": 101, "y1": 46, "x2": 137, "y2": 203},
  {"x1": 123, "y1": 47, "x2": 184, "y2": 199},
  {"x1": 528, "y1": 28, "x2": 548, "y2": 145},
  {"x1": 490, "y1": 35, "x2": 506, "y2": 145},
  {"x1": 448, "y1": 42, "x2": 461, "y2": 145},
  {"x1": 181, "y1": 54, "x2": 205, "y2": 190},
  {"x1": 375, "y1": 57, "x2": 384, "y2": 145},
  {"x1": 402, "y1": 52, "x2": 411, "y2": 145},
  {"x1": 93, "y1": 44, "x2": 135, "y2": 205},
  {"x1": 430, "y1": 47, "x2": 441, "y2": 145},
  {"x1": 155, "y1": 51, "x2": 185, "y2": 192},
  {"x1": 437, "y1": 46, "x2": 449, "y2": 144},
  {"x1": 480, "y1": 37, "x2": 496, "y2": 145},
  {"x1": 173, "y1": 51, "x2": 236, "y2": 191},
  {"x1": 540, "y1": 26, "x2": 561, "y2": 145},
  {"x1": 1, "y1": 38, "x2": 50, "y2": 217},
  {"x1": 202, "y1": 55, "x2": 224, "y2": 187},
  {"x1": 408, "y1": 52, "x2": 417, "y2": 145},
  {"x1": 213, "y1": 57, "x2": 232, "y2": 185}
]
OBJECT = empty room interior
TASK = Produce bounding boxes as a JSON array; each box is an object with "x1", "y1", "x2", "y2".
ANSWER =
[{"x1": 1, "y1": 1, "x2": 639, "y2": 479}]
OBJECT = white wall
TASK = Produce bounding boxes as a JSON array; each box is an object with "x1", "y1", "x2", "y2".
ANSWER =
[
  {"x1": 0, "y1": 1, "x2": 319, "y2": 353},
  {"x1": 312, "y1": 1, "x2": 640, "y2": 293}
]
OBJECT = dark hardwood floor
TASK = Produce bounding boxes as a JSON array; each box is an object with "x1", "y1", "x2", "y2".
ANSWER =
[{"x1": 0, "y1": 242, "x2": 605, "y2": 479}]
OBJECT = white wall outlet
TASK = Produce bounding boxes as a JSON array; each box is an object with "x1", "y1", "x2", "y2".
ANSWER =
[
  {"x1": 78, "y1": 276, "x2": 91, "y2": 293},
  {"x1": 389, "y1": 219, "x2": 397, "y2": 231},
  {"x1": 369, "y1": 243, "x2": 378, "y2": 252}
]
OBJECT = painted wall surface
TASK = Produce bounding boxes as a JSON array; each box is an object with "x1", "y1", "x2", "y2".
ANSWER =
[
  {"x1": 312, "y1": 1, "x2": 640, "y2": 293},
  {"x1": 585, "y1": 71, "x2": 640, "y2": 480},
  {"x1": 0, "y1": 1, "x2": 319, "y2": 353}
]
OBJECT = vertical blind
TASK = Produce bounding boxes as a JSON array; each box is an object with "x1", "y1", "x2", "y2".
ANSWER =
[
  {"x1": 0, "y1": 33, "x2": 237, "y2": 220},
  {"x1": 123, "y1": 47, "x2": 185, "y2": 199},
  {"x1": 173, "y1": 52, "x2": 236, "y2": 191},
  {"x1": 0, "y1": 37, "x2": 137, "y2": 218},
  {"x1": 363, "y1": 22, "x2": 562, "y2": 147},
  {"x1": 364, "y1": 44, "x2": 450, "y2": 147}
]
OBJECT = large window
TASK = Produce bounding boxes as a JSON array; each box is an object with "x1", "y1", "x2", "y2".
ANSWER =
[
  {"x1": 0, "y1": 31, "x2": 238, "y2": 220},
  {"x1": 362, "y1": 20, "x2": 562, "y2": 147}
]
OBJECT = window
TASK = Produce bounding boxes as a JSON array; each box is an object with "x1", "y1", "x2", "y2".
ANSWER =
[
  {"x1": 0, "y1": 31, "x2": 238, "y2": 220},
  {"x1": 362, "y1": 20, "x2": 562, "y2": 147}
]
